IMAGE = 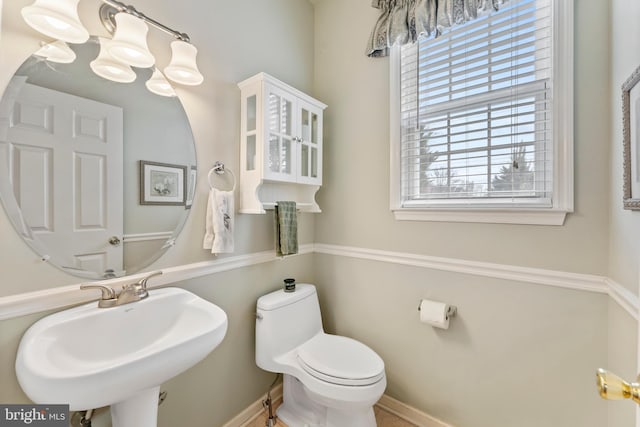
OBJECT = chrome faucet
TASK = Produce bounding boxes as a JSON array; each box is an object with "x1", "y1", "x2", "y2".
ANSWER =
[{"x1": 80, "y1": 271, "x2": 164, "y2": 308}]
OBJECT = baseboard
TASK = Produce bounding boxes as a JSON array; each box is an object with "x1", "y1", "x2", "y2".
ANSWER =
[
  {"x1": 377, "y1": 394, "x2": 453, "y2": 427},
  {"x1": 221, "y1": 385, "x2": 453, "y2": 427},
  {"x1": 220, "y1": 384, "x2": 283, "y2": 427}
]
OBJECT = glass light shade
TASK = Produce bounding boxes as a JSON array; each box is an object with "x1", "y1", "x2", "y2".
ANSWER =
[
  {"x1": 90, "y1": 38, "x2": 136, "y2": 83},
  {"x1": 164, "y1": 41, "x2": 204, "y2": 86},
  {"x1": 108, "y1": 13, "x2": 155, "y2": 68},
  {"x1": 34, "y1": 40, "x2": 76, "y2": 63},
  {"x1": 146, "y1": 69, "x2": 176, "y2": 97},
  {"x1": 21, "y1": 0, "x2": 89, "y2": 44}
]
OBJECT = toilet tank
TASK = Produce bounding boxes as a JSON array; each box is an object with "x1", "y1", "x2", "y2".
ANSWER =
[{"x1": 256, "y1": 284, "x2": 323, "y2": 371}]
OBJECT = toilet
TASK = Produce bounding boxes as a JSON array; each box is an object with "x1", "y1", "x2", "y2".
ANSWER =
[{"x1": 256, "y1": 283, "x2": 386, "y2": 427}]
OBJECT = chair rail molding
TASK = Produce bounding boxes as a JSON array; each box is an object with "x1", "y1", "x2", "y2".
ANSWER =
[
  {"x1": 0, "y1": 243, "x2": 637, "y2": 321},
  {"x1": 313, "y1": 244, "x2": 608, "y2": 293},
  {"x1": 312, "y1": 244, "x2": 638, "y2": 320},
  {"x1": 0, "y1": 245, "x2": 315, "y2": 321}
]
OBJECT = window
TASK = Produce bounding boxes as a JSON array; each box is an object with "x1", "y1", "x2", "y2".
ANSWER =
[{"x1": 390, "y1": 0, "x2": 573, "y2": 225}]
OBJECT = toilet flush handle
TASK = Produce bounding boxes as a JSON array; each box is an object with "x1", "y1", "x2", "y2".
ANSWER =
[{"x1": 255, "y1": 312, "x2": 263, "y2": 320}]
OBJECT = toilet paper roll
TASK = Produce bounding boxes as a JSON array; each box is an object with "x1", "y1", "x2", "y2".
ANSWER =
[{"x1": 419, "y1": 299, "x2": 451, "y2": 329}]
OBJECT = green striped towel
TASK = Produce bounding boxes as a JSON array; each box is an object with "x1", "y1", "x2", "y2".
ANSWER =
[{"x1": 274, "y1": 201, "x2": 298, "y2": 256}]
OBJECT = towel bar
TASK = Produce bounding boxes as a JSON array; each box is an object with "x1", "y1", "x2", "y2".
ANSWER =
[{"x1": 262, "y1": 202, "x2": 307, "y2": 211}]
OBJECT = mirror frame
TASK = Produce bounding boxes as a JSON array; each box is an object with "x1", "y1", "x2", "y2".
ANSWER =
[{"x1": 623, "y1": 64, "x2": 640, "y2": 210}]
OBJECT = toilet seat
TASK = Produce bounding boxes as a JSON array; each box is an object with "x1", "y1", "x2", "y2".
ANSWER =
[{"x1": 297, "y1": 334, "x2": 385, "y2": 386}]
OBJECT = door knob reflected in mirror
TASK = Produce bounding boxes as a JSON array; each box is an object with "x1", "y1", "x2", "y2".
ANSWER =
[
  {"x1": 108, "y1": 236, "x2": 121, "y2": 246},
  {"x1": 596, "y1": 368, "x2": 640, "y2": 404}
]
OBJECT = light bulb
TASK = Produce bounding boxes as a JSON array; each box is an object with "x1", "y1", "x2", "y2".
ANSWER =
[
  {"x1": 164, "y1": 41, "x2": 203, "y2": 86},
  {"x1": 146, "y1": 69, "x2": 176, "y2": 97},
  {"x1": 43, "y1": 15, "x2": 72, "y2": 31},
  {"x1": 21, "y1": 0, "x2": 89, "y2": 44},
  {"x1": 34, "y1": 40, "x2": 76, "y2": 64},
  {"x1": 108, "y1": 13, "x2": 155, "y2": 68},
  {"x1": 90, "y1": 37, "x2": 137, "y2": 83}
]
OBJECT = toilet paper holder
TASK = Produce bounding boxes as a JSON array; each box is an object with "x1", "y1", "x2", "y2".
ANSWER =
[{"x1": 417, "y1": 301, "x2": 457, "y2": 319}]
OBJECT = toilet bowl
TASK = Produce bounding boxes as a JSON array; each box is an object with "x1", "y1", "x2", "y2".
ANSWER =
[{"x1": 256, "y1": 284, "x2": 386, "y2": 427}]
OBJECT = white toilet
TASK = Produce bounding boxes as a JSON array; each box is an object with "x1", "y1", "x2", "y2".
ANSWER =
[{"x1": 256, "y1": 283, "x2": 386, "y2": 427}]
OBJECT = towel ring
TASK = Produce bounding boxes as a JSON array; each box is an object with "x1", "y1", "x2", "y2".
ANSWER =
[{"x1": 207, "y1": 161, "x2": 236, "y2": 192}]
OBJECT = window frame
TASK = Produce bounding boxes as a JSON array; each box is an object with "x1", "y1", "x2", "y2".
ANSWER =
[{"x1": 389, "y1": 0, "x2": 573, "y2": 226}]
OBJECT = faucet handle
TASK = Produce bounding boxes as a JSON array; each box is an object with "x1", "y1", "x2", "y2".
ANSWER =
[
  {"x1": 80, "y1": 284, "x2": 117, "y2": 308},
  {"x1": 136, "y1": 270, "x2": 163, "y2": 290}
]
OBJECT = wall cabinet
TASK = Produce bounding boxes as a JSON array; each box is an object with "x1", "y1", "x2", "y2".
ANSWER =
[{"x1": 238, "y1": 73, "x2": 326, "y2": 213}]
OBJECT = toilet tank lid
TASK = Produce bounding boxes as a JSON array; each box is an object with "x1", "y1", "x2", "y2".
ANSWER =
[{"x1": 257, "y1": 283, "x2": 316, "y2": 311}]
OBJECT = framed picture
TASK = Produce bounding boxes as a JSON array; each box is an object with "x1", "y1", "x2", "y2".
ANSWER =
[
  {"x1": 623, "y1": 65, "x2": 640, "y2": 210},
  {"x1": 185, "y1": 166, "x2": 197, "y2": 209},
  {"x1": 139, "y1": 160, "x2": 187, "y2": 206}
]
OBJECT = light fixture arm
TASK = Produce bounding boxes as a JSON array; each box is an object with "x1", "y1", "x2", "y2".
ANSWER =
[{"x1": 99, "y1": 0, "x2": 191, "y2": 42}]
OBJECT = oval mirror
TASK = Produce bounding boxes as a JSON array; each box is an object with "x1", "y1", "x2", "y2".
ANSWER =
[{"x1": 0, "y1": 38, "x2": 197, "y2": 280}]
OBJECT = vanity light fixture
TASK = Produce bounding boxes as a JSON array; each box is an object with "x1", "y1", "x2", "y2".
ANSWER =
[
  {"x1": 34, "y1": 40, "x2": 77, "y2": 63},
  {"x1": 145, "y1": 69, "x2": 177, "y2": 97},
  {"x1": 98, "y1": 0, "x2": 203, "y2": 87},
  {"x1": 90, "y1": 37, "x2": 137, "y2": 83},
  {"x1": 21, "y1": 0, "x2": 89, "y2": 44},
  {"x1": 21, "y1": 0, "x2": 204, "y2": 89}
]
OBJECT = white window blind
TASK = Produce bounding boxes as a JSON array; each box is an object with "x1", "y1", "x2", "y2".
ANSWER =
[{"x1": 399, "y1": 0, "x2": 553, "y2": 208}]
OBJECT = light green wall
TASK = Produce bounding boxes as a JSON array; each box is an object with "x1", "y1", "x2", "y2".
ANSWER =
[
  {"x1": 314, "y1": 254, "x2": 608, "y2": 427},
  {"x1": 312, "y1": 0, "x2": 609, "y2": 275},
  {"x1": 0, "y1": 255, "x2": 315, "y2": 427},
  {"x1": 607, "y1": 300, "x2": 637, "y2": 427},
  {"x1": 0, "y1": 0, "x2": 316, "y2": 295},
  {"x1": 1, "y1": 1, "x2": 638, "y2": 427},
  {"x1": 311, "y1": 0, "x2": 629, "y2": 426},
  {"x1": 609, "y1": 0, "x2": 640, "y2": 293},
  {"x1": 0, "y1": 0, "x2": 317, "y2": 426},
  {"x1": 607, "y1": 0, "x2": 640, "y2": 426}
]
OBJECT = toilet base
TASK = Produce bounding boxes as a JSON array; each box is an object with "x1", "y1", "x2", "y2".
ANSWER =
[{"x1": 277, "y1": 375, "x2": 377, "y2": 427}]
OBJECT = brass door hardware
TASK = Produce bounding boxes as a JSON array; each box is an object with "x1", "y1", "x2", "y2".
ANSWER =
[{"x1": 596, "y1": 368, "x2": 640, "y2": 404}]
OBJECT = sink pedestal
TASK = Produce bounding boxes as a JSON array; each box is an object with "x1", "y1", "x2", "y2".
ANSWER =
[{"x1": 110, "y1": 386, "x2": 160, "y2": 427}]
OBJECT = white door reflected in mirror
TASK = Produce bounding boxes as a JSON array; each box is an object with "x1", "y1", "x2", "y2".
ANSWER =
[
  {"x1": 1, "y1": 78, "x2": 124, "y2": 275},
  {"x1": 0, "y1": 37, "x2": 197, "y2": 280}
]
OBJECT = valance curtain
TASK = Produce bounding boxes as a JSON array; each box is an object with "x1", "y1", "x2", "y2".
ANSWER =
[{"x1": 366, "y1": 0, "x2": 508, "y2": 57}]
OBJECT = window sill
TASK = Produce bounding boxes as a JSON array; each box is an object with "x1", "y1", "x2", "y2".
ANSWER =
[{"x1": 392, "y1": 208, "x2": 569, "y2": 225}]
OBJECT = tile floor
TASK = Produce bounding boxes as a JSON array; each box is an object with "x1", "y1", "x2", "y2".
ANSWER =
[{"x1": 250, "y1": 403, "x2": 417, "y2": 427}]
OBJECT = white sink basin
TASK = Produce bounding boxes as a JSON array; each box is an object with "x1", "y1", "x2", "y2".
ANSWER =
[{"x1": 15, "y1": 287, "x2": 227, "y2": 426}]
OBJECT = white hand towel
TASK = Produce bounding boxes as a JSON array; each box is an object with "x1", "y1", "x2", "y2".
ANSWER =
[{"x1": 203, "y1": 188, "x2": 234, "y2": 254}]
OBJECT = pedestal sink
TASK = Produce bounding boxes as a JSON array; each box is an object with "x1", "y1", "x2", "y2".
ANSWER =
[{"x1": 15, "y1": 287, "x2": 228, "y2": 427}]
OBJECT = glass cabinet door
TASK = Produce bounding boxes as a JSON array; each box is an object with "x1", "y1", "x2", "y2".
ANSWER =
[
  {"x1": 245, "y1": 94, "x2": 257, "y2": 171},
  {"x1": 265, "y1": 85, "x2": 295, "y2": 181},
  {"x1": 297, "y1": 99, "x2": 322, "y2": 185}
]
